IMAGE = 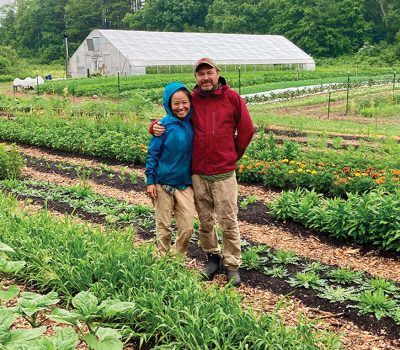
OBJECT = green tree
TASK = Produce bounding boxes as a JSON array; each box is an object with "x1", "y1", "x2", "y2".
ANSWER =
[
  {"x1": 269, "y1": 0, "x2": 372, "y2": 57},
  {"x1": 123, "y1": 0, "x2": 212, "y2": 32},
  {"x1": 205, "y1": 0, "x2": 273, "y2": 34}
]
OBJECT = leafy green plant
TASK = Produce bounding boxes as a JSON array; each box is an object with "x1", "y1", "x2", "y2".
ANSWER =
[
  {"x1": 0, "y1": 143, "x2": 25, "y2": 180},
  {"x1": 361, "y1": 277, "x2": 400, "y2": 295},
  {"x1": 129, "y1": 171, "x2": 138, "y2": 185},
  {"x1": 301, "y1": 261, "x2": 327, "y2": 273},
  {"x1": 327, "y1": 268, "x2": 365, "y2": 285},
  {"x1": 271, "y1": 250, "x2": 300, "y2": 265},
  {"x1": 288, "y1": 272, "x2": 326, "y2": 289},
  {"x1": 50, "y1": 291, "x2": 134, "y2": 349},
  {"x1": 317, "y1": 286, "x2": 358, "y2": 303},
  {"x1": 17, "y1": 291, "x2": 60, "y2": 327},
  {"x1": 241, "y1": 247, "x2": 262, "y2": 270},
  {"x1": 355, "y1": 290, "x2": 398, "y2": 320},
  {"x1": 239, "y1": 198, "x2": 249, "y2": 210},
  {"x1": 263, "y1": 266, "x2": 289, "y2": 278},
  {"x1": 0, "y1": 307, "x2": 47, "y2": 349}
]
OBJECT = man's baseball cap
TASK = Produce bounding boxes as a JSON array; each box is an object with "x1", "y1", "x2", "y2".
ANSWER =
[{"x1": 193, "y1": 57, "x2": 220, "y2": 72}]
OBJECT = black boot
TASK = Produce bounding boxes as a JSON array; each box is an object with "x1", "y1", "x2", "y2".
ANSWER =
[
  {"x1": 201, "y1": 253, "x2": 221, "y2": 281},
  {"x1": 226, "y1": 270, "x2": 241, "y2": 287}
]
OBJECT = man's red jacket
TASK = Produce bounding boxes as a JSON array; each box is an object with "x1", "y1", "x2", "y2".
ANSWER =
[
  {"x1": 190, "y1": 78, "x2": 254, "y2": 175},
  {"x1": 150, "y1": 77, "x2": 254, "y2": 176}
]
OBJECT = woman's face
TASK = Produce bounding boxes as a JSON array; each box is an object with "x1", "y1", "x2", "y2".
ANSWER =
[{"x1": 170, "y1": 91, "x2": 191, "y2": 119}]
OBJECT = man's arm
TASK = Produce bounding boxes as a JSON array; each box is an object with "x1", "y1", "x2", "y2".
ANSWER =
[
  {"x1": 149, "y1": 120, "x2": 165, "y2": 137},
  {"x1": 231, "y1": 93, "x2": 254, "y2": 160}
]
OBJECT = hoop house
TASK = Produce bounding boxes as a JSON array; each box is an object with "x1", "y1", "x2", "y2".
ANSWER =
[{"x1": 68, "y1": 29, "x2": 315, "y2": 77}]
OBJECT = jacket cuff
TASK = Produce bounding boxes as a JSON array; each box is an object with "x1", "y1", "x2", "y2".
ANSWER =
[{"x1": 146, "y1": 176, "x2": 156, "y2": 185}]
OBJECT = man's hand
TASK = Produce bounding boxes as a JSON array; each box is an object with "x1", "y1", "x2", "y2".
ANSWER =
[
  {"x1": 146, "y1": 184, "x2": 157, "y2": 199},
  {"x1": 153, "y1": 122, "x2": 165, "y2": 137}
]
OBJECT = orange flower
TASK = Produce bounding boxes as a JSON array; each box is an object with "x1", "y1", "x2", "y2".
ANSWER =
[
  {"x1": 343, "y1": 166, "x2": 350, "y2": 173},
  {"x1": 247, "y1": 165, "x2": 252, "y2": 170},
  {"x1": 376, "y1": 178, "x2": 385, "y2": 185},
  {"x1": 392, "y1": 169, "x2": 400, "y2": 176}
]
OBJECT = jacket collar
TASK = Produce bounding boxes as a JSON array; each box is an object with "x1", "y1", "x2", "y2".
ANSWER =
[{"x1": 193, "y1": 77, "x2": 228, "y2": 97}]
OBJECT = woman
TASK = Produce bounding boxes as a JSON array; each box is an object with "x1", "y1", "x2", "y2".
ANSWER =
[{"x1": 145, "y1": 82, "x2": 195, "y2": 256}]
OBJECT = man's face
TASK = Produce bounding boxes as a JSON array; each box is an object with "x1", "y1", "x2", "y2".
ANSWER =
[{"x1": 195, "y1": 65, "x2": 219, "y2": 91}]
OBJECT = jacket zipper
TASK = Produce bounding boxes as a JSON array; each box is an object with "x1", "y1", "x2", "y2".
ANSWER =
[{"x1": 212, "y1": 112, "x2": 215, "y2": 136}]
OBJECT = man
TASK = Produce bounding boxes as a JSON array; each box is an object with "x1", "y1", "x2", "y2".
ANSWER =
[{"x1": 151, "y1": 58, "x2": 254, "y2": 287}]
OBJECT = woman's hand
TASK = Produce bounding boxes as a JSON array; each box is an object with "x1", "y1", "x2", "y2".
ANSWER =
[{"x1": 146, "y1": 184, "x2": 157, "y2": 199}]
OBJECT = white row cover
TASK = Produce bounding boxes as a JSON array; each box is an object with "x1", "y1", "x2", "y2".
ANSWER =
[
  {"x1": 13, "y1": 76, "x2": 44, "y2": 88},
  {"x1": 69, "y1": 30, "x2": 315, "y2": 77}
]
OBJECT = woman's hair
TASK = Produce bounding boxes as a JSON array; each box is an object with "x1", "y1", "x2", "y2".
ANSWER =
[{"x1": 169, "y1": 87, "x2": 191, "y2": 110}]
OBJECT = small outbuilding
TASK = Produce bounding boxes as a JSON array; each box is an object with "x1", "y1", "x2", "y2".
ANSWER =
[{"x1": 68, "y1": 29, "x2": 315, "y2": 77}]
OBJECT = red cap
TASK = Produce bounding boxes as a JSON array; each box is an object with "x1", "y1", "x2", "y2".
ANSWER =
[{"x1": 193, "y1": 57, "x2": 220, "y2": 72}]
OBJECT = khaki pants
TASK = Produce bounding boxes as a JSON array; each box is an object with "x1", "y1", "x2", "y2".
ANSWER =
[
  {"x1": 153, "y1": 185, "x2": 195, "y2": 255},
  {"x1": 192, "y1": 174, "x2": 241, "y2": 270}
]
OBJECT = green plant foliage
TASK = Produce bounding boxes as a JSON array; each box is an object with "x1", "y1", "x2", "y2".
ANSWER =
[
  {"x1": 263, "y1": 266, "x2": 289, "y2": 278},
  {"x1": 327, "y1": 268, "x2": 365, "y2": 285},
  {"x1": 361, "y1": 278, "x2": 400, "y2": 295},
  {"x1": 271, "y1": 250, "x2": 300, "y2": 265},
  {"x1": 317, "y1": 286, "x2": 358, "y2": 303},
  {"x1": 0, "y1": 144, "x2": 25, "y2": 180},
  {"x1": 288, "y1": 272, "x2": 327, "y2": 289},
  {"x1": 355, "y1": 290, "x2": 398, "y2": 320},
  {"x1": 269, "y1": 188, "x2": 400, "y2": 252},
  {"x1": 0, "y1": 191, "x2": 340, "y2": 349}
]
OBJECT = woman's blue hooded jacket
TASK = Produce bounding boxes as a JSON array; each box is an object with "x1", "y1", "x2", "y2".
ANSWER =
[{"x1": 145, "y1": 82, "x2": 194, "y2": 188}]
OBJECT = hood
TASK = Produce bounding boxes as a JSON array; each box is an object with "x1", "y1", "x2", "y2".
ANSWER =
[{"x1": 162, "y1": 82, "x2": 193, "y2": 122}]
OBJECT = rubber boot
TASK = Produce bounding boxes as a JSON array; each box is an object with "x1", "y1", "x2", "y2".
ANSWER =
[
  {"x1": 226, "y1": 269, "x2": 241, "y2": 287},
  {"x1": 201, "y1": 253, "x2": 221, "y2": 281}
]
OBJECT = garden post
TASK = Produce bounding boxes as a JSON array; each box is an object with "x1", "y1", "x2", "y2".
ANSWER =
[
  {"x1": 117, "y1": 68, "x2": 120, "y2": 94},
  {"x1": 327, "y1": 90, "x2": 331, "y2": 119},
  {"x1": 238, "y1": 65, "x2": 241, "y2": 95},
  {"x1": 345, "y1": 71, "x2": 350, "y2": 115},
  {"x1": 393, "y1": 70, "x2": 396, "y2": 103},
  {"x1": 36, "y1": 70, "x2": 39, "y2": 96}
]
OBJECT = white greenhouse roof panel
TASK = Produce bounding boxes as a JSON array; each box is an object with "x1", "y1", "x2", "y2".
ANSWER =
[{"x1": 97, "y1": 30, "x2": 314, "y2": 67}]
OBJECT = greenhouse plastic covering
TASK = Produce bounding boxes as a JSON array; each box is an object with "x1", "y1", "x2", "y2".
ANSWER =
[{"x1": 98, "y1": 30, "x2": 314, "y2": 67}]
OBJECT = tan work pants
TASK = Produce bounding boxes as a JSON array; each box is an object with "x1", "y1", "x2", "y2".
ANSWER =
[
  {"x1": 154, "y1": 184, "x2": 195, "y2": 256},
  {"x1": 192, "y1": 174, "x2": 241, "y2": 270}
]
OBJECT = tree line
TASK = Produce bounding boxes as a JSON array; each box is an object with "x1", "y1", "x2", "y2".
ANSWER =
[{"x1": 0, "y1": 0, "x2": 399, "y2": 68}]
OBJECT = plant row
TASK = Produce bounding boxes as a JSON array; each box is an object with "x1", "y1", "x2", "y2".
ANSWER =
[
  {"x1": 268, "y1": 188, "x2": 400, "y2": 253},
  {"x1": 0, "y1": 94, "x2": 154, "y2": 119},
  {"x1": 38, "y1": 69, "x2": 394, "y2": 98},
  {"x1": 0, "y1": 114, "x2": 150, "y2": 164},
  {"x1": 0, "y1": 179, "x2": 153, "y2": 228},
  {"x1": 243, "y1": 76, "x2": 400, "y2": 103},
  {"x1": 0, "y1": 192, "x2": 340, "y2": 349},
  {"x1": 24, "y1": 155, "x2": 143, "y2": 190},
  {"x1": 241, "y1": 243, "x2": 400, "y2": 324}
]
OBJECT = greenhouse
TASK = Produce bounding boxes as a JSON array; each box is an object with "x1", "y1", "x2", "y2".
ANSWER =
[{"x1": 68, "y1": 29, "x2": 315, "y2": 77}]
